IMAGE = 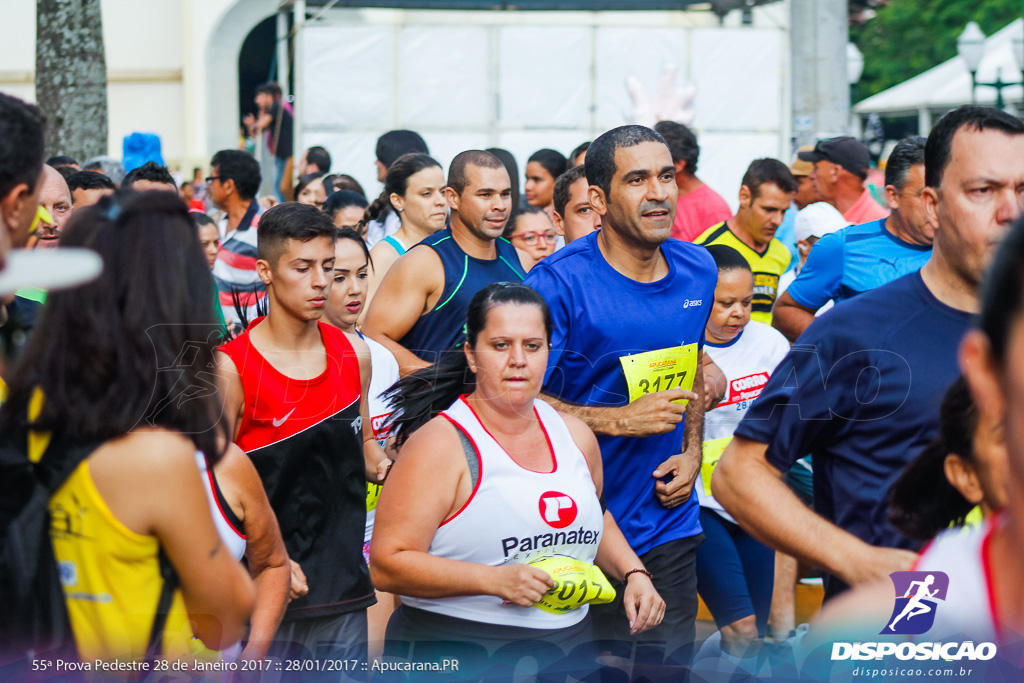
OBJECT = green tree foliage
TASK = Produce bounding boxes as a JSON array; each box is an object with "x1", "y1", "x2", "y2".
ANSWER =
[{"x1": 851, "y1": 0, "x2": 1024, "y2": 102}]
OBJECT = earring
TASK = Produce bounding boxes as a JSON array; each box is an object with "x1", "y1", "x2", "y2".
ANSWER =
[{"x1": 396, "y1": 207, "x2": 403, "y2": 213}]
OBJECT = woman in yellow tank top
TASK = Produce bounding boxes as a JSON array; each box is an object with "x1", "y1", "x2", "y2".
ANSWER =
[{"x1": 0, "y1": 192, "x2": 255, "y2": 664}]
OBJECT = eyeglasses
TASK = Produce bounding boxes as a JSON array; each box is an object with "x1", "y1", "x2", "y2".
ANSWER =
[
  {"x1": 514, "y1": 231, "x2": 558, "y2": 246},
  {"x1": 205, "y1": 176, "x2": 221, "y2": 184}
]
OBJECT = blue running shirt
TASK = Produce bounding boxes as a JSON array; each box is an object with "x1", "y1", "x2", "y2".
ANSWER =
[
  {"x1": 786, "y1": 218, "x2": 932, "y2": 309},
  {"x1": 525, "y1": 232, "x2": 718, "y2": 555}
]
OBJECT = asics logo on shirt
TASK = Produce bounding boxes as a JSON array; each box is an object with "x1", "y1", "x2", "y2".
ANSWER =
[
  {"x1": 682, "y1": 299, "x2": 703, "y2": 309},
  {"x1": 539, "y1": 491, "x2": 577, "y2": 529},
  {"x1": 272, "y1": 408, "x2": 296, "y2": 427}
]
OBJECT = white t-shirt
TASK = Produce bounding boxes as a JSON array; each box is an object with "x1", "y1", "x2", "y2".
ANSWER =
[
  {"x1": 363, "y1": 333, "x2": 400, "y2": 544},
  {"x1": 698, "y1": 321, "x2": 790, "y2": 520}
]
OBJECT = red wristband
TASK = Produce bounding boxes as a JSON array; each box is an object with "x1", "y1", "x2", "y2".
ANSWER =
[{"x1": 623, "y1": 568, "x2": 653, "y2": 583}]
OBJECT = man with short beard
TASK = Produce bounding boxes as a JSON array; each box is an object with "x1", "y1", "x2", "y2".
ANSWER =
[
  {"x1": 526, "y1": 125, "x2": 716, "y2": 666},
  {"x1": 364, "y1": 150, "x2": 531, "y2": 373}
]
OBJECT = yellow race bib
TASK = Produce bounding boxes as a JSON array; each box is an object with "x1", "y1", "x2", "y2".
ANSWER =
[
  {"x1": 619, "y1": 344, "x2": 699, "y2": 405},
  {"x1": 701, "y1": 437, "x2": 733, "y2": 497},
  {"x1": 366, "y1": 482, "x2": 382, "y2": 513},
  {"x1": 529, "y1": 556, "x2": 616, "y2": 615}
]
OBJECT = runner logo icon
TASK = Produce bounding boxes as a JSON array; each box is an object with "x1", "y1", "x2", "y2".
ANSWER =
[
  {"x1": 538, "y1": 491, "x2": 577, "y2": 529},
  {"x1": 883, "y1": 571, "x2": 949, "y2": 635}
]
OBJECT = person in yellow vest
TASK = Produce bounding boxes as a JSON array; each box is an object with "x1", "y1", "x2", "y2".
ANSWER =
[
  {"x1": 696, "y1": 159, "x2": 797, "y2": 325},
  {"x1": 0, "y1": 191, "x2": 255, "y2": 664}
]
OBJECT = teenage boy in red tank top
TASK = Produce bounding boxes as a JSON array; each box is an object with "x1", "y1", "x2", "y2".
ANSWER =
[{"x1": 216, "y1": 203, "x2": 390, "y2": 663}]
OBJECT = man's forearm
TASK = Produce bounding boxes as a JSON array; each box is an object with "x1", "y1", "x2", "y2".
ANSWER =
[
  {"x1": 713, "y1": 437, "x2": 867, "y2": 581},
  {"x1": 542, "y1": 394, "x2": 625, "y2": 436},
  {"x1": 772, "y1": 299, "x2": 815, "y2": 343},
  {"x1": 683, "y1": 358, "x2": 704, "y2": 453}
]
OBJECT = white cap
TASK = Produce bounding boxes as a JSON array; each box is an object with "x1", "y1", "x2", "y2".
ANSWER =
[
  {"x1": 793, "y1": 202, "x2": 851, "y2": 243},
  {"x1": 0, "y1": 248, "x2": 104, "y2": 295}
]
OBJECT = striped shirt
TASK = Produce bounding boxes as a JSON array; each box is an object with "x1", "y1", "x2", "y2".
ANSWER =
[{"x1": 213, "y1": 200, "x2": 265, "y2": 320}]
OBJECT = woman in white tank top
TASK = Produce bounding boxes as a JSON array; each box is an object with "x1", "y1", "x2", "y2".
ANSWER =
[{"x1": 370, "y1": 283, "x2": 664, "y2": 676}]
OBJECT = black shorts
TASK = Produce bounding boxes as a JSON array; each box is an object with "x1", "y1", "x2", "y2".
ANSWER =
[
  {"x1": 382, "y1": 605, "x2": 598, "y2": 681},
  {"x1": 590, "y1": 533, "x2": 704, "y2": 667}
]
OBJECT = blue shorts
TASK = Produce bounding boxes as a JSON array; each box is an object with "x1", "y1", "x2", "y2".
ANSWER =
[{"x1": 695, "y1": 508, "x2": 774, "y2": 635}]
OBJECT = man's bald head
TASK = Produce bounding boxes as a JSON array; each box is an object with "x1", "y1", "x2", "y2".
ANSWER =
[{"x1": 35, "y1": 165, "x2": 73, "y2": 249}]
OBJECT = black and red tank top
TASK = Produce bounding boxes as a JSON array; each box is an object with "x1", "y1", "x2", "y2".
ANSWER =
[{"x1": 219, "y1": 317, "x2": 374, "y2": 619}]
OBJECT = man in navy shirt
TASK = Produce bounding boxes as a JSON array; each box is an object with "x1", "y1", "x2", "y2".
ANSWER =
[
  {"x1": 364, "y1": 151, "x2": 532, "y2": 374},
  {"x1": 526, "y1": 125, "x2": 717, "y2": 664},
  {"x1": 713, "y1": 106, "x2": 1024, "y2": 599},
  {"x1": 772, "y1": 135, "x2": 932, "y2": 342}
]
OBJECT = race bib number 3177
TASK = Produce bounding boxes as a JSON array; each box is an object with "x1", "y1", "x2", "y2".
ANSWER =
[{"x1": 619, "y1": 343, "x2": 699, "y2": 405}]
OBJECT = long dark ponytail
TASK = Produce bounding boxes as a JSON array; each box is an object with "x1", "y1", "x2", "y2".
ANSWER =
[
  {"x1": 887, "y1": 376, "x2": 980, "y2": 540},
  {"x1": 383, "y1": 282, "x2": 552, "y2": 448},
  {"x1": 0, "y1": 191, "x2": 229, "y2": 462},
  {"x1": 358, "y1": 153, "x2": 442, "y2": 234}
]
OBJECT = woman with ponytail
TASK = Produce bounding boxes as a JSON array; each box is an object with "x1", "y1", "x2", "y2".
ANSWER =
[
  {"x1": 370, "y1": 282, "x2": 663, "y2": 677},
  {"x1": 0, "y1": 192, "x2": 255, "y2": 663},
  {"x1": 887, "y1": 376, "x2": 1008, "y2": 541},
  {"x1": 363, "y1": 154, "x2": 448, "y2": 312}
]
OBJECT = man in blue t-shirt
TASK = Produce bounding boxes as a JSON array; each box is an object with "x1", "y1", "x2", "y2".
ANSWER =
[
  {"x1": 525, "y1": 125, "x2": 717, "y2": 664},
  {"x1": 712, "y1": 107, "x2": 1024, "y2": 600},
  {"x1": 772, "y1": 136, "x2": 932, "y2": 342}
]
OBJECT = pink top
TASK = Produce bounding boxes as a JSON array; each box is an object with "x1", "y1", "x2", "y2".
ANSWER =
[
  {"x1": 672, "y1": 184, "x2": 734, "y2": 242},
  {"x1": 843, "y1": 188, "x2": 889, "y2": 225}
]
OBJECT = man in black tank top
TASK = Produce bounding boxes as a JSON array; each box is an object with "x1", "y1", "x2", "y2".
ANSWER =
[{"x1": 363, "y1": 150, "x2": 533, "y2": 375}]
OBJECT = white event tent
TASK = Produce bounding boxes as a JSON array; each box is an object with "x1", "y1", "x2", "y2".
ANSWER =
[{"x1": 853, "y1": 19, "x2": 1024, "y2": 135}]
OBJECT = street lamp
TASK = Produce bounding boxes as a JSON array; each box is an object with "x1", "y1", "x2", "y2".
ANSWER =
[
  {"x1": 847, "y1": 42, "x2": 864, "y2": 134},
  {"x1": 1014, "y1": 28, "x2": 1024, "y2": 75},
  {"x1": 957, "y1": 21, "x2": 1024, "y2": 110},
  {"x1": 847, "y1": 42, "x2": 864, "y2": 86}
]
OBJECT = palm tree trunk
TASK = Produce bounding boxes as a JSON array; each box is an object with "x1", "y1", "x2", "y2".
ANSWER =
[{"x1": 35, "y1": 0, "x2": 109, "y2": 162}]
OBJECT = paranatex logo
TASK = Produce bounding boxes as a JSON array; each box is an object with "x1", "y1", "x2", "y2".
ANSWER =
[
  {"x1": 831, "y1": 571, "x2": 997, "y2": 663},
  {"x1": 538, "y1": 491, "x2": 577, "y2": 529}
]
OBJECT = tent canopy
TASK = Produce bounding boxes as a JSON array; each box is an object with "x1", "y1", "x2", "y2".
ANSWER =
[
  {"x1": 854, "y1": 19, "x2": 1024, "y2": 116},
  {"x1": 297, "y1": 1, "x2": 705, "y2": 8}
]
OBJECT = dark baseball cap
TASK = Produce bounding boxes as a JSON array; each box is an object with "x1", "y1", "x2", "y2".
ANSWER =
[{"x1": 798, "y1": 136, "x2": 870, "y2": 178}]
